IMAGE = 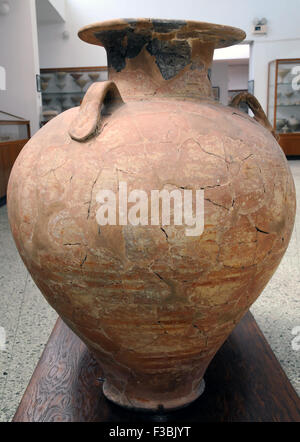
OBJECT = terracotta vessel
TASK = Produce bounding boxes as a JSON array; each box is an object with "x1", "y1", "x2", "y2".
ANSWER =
[{"x1": 7, "y1": 19, "x2": 296, "y2": 412}]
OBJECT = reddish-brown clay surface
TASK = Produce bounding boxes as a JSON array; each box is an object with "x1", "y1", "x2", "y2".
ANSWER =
[{"x1": 7, "y1": 19, "x2": 296, "y2": 411}]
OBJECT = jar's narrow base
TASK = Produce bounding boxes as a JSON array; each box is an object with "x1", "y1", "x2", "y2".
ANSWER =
[{"x1": 102, "y1": 379, "x2": 205, "y2": 413}]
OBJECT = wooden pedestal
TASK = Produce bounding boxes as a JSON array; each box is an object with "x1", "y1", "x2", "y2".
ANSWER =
[{"x1": 13, "y1": 312, "x2": 300, "y2": 422}]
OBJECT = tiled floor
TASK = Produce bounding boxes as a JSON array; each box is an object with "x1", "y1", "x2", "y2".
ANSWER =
[
  {"x1": 0, "y1": 209, "x2": 58, "y2": 422},
  {"x1": 0, "y1": 160, "x2": 299, "y2": 422}
]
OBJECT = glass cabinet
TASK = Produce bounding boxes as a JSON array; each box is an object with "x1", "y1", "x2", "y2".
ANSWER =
[
  {"x1": 40, "y1": 66, "x2": 108, "y2": 126},
  {"x1": 267, "y1": 58, "x2": 300, "y2": 155},
  {"x1": 0, "y1": 111, "x2": 30, "y2": 203}
]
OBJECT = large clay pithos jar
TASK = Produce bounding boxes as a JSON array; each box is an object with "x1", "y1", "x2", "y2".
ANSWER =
[{"x1": 8, "y1": 19, "x2": 296, "y2": 412}]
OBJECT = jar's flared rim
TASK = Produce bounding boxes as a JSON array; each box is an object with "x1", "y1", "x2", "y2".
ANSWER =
[{"x1": 78, "y1": 18, "x2": 246, "y2": 49}]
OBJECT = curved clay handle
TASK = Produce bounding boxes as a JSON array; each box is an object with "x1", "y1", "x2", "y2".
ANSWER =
[
  {"x1": 229, "y1": 92, "x2": 278, "y2": 140},
  {"x1": 69, "y1": 81, "x2": 124, "y2": 142}
]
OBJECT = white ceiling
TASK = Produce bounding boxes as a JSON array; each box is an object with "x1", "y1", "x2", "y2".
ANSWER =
[{"x1": 214, "y1": 44, "x2": 250, "y2": 61}]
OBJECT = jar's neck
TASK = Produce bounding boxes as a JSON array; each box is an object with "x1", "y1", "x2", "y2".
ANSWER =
[{"x1": 105, "y1": 40, "x2": 215, "y2": 101}]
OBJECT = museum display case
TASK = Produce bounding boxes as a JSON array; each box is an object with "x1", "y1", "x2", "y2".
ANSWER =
[
  {"x1": 267, "y1": 58, "x2": 300, "y2": 155},
  {"x1": 40, "y1": 66, "x2": 108, "y2": 125},
  {"x1": 0, "y1": 111, "x2": 30, "y2": 203}
]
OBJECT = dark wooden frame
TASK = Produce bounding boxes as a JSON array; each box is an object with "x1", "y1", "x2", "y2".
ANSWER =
[
  {"x1": 40, "y1": 66, "x2": 107, "y2": 74},
  {"x1": 267, "y1": 58, "x2": 300, "y2": 155}
]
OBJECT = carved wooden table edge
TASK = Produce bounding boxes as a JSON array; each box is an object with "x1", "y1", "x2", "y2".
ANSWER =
[{"x1": 13, "y1": 311, "x2": 300, "y2": 422}]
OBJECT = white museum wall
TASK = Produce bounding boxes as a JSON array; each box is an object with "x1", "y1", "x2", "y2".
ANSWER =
[
  {"x1": 211, "y1": 62, "x2": 229, "y2": 106},
  {"x1": 211, "y1": 62, "x2": 249, "y2": 106},
  {"x1": 228, "y1": 64, "x2": 249, "y2": 91},
  {"x1": 0, "y1": 0, "x2": 41, "y2": 134},
  {"x1": 37, "y1": 0, "x2": 300, "y2": 113}
]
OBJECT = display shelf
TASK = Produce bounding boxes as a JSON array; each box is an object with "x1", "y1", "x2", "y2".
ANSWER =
[
  {"x1": 42, "y1": 91, "x2": 85, "y2": 95},
  {"x1": 40, "y1": 66, "x2": 108, "y2": 125},
  {"x1": 267, "y1": 58, "x2": 300, "y2": 155},
  {"x1": 269, "y1": 82, "x2": 298, "y2": 86},
  {"x1": 269, "y1": 105, "x2": 300, "y2": 108}
]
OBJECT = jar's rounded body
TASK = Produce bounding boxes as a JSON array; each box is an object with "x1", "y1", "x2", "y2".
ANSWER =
[{"x1": 7, "y1": 97, "x2": 296, "y2": 411}]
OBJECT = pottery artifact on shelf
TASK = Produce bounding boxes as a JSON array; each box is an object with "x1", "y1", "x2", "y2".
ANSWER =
[
  {"x1": 56, "y1": 72, "x2": 67, "y2": 80},
  {"x1": 7, "y1": 19, "x2": 296, "y2": 412},
  {"x1": 71, "y1": 73, "x2": 83, "y2": 81},
  {"x1": 88, "y1": 72, "x2": 100, "y2": 81},
  {"x1": 56, "y1": 82, "x2": 66, "y2": 90},
  {"x1": 281, "y1": 124, "x2": 290, "y2": 133},
  {"x1": 75, "y1": 77, "x2": 89, "y2": 90},
  {"x1": 42, "y1": 97, "x2": 52, "y2": 106},
  {"x1": 42, "y1": 109, "x2": 59, "y2": 122},
  {"x1": 41, "y1": 81, "x2": 49, "y2": 91},
  {"x1": 276, "y1": 118, "x2": 287, "y2": 131},
  {"x1": 278, "y1": 68, "x2": 290, "y2": 82},
  {"x1": 288, "y1": 115, "x2": 300, "y2": 131},
  {"x1": 285, "y1": 91, "x2": 294, "y2": 98},
  {"x1": 41, "y1": 75, "x2": 51, "y2": 83},
  {"x1": 71, "y1": 95, "x2": 82, "y2": 105},
  {"x1": 56, "y1": 96, "x2": 67, "y2": 106}
]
